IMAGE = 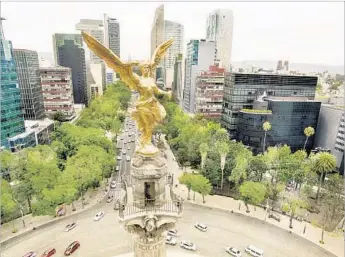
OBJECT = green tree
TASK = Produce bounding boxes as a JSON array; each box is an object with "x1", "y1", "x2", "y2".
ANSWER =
[
  {"x1": 229, "y1": 148, "x2": 252, "y2": 188},
  {"x1": 248, "y1": 154, "x2": 267, "y2": 182},
  {"x1": 319, "y1": 173, "x2": 344, "y2": 243},
  {"x1": 0, "y1": 150, "x2": 16, "y2": 181},
  {"x1": 262, "y1": 121, "x2": 271, "y2": 152},
  {"x1": 178, "y1": 173, "x2": 194, "y2": 200},
  {"x1": 283, "y1": 196, "x2": 308, "y2": 229},
  {"x1": 239, "y1": 181, "x2": 266, "y2": 213},
  {"x1": 191, "y1": 175, "x2": 212, "y2": 203},
  {"x1": 0, "y1": 179, "x2": 18, "y2": 225},
  {"x1": 263, "y1": 182, "x2": 285, "y2": 210},
  {"x1": 303, "y1": 126, "x2": 315, "y2": 150},
  {"x1": 314, "y1": 152, "x2": 337, "y2": 202},
  {"x1": 52, "y1": 111, "x2": 66, "y2": 122}
]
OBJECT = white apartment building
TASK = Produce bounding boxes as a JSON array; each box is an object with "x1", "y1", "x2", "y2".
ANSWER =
[
  {"x1": 206, "y1": 9, "x2": 234, "y2": 71},
  {"x1": 39, "y1": 67, "x2": 75, "y2": 119},
  {"x1": 164, "y1": 20, "x2": 184, "y2": 89},
  {"x1": 183, "y1": 40, "x2": 215, "y2": 113},
  {"x1": 87, "y1": 62, "x2": 106, "y2": 101},
  {"x1": 103, "y1": 14, "x2": 120, "y2": 57}
]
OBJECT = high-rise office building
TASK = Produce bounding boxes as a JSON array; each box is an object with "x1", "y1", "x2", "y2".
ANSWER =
[
  {"x1": 276, "y1": 60, "x2": 283, "y2": 71},
  {"x1": 0, "y1": 20, "x2": 26, "y2": 148},
  {"x1": 206, "y1": 9, "x2": 234, "y2": 71},
  {"x1": 40, "y1": 67, "x2": 75, "y2": 120},
  {"x1": 314, "y1": 105, "x2": 344, "y2": 174},
  {"x1": 172, "y1": 53, "x2": 183, "y2": 106},
  {"x1": 283, "y1": 60, "x2": 289, "y2": 72},
  {"x1": 13, "y1": 49, "x2": 45, "y2": 120},
  {"x1": 151, "y1": 5, "x2": 165, "y2": 59},
  {"x1": 103, "y1": 14, "x2": 120, "y2": 80},
  {"x1": 163, "y1": 20, "x2": 184, "y2": 89},
  {"x1": 52, "y1": 33, "x2": 83, "y2": 65},
  {"x1": 75, "y1": 19, "x2": 104, "y2": 63},
  {"x1": 103, "y1": 14, "x2": 120, "y2": 57},
  {"x1": 237, "y1": 97, "x2": 321, "y2": 153},
  {"x1": 183, "y1": 39, "x2": 215, "y2": 113},
  {"x1": 58, "y1": 40, "x2": 88, "y2": 105},
  {"x1": 195, "y1": 65, "x2": 225, "y2": 119},
  {"x1": 221, "y1": 73, "x2": 318, "y2": 137}
]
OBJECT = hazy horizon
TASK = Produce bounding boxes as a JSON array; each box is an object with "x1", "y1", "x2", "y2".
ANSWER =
[{"x1": 2, "y1": 2, "x2": 344, "y2": 66}]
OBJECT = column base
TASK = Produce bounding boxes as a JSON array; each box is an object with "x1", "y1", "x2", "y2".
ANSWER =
[{"x1": 134, "y1": 234, "x2": 166, "y2": 257}]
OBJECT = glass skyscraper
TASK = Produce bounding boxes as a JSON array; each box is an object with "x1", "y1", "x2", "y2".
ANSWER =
[{"x1": 0, "y1": 27, "x2": 25, "y2": 148}]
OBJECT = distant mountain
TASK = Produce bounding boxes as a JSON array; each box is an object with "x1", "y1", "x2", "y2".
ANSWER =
[{"x1": 232, "y1": 60, "x2": 344, "y2": 75}]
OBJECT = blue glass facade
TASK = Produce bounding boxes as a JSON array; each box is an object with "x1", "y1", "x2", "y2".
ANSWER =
[
  {"x1": 237, "y1": 99, "x2": 321, "y2": 153},
  {"x1": 1, "y1": 36, "x2": 25, "y2": 148}
]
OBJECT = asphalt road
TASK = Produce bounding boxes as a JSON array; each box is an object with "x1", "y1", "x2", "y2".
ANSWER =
[{"x1": 1, "y1": 202, "x2": 335, "y2": 257}]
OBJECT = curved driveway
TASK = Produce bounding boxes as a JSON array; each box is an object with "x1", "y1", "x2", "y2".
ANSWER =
[{"x1": 2, "y1": 202, "x2": 335, "y2": 257}]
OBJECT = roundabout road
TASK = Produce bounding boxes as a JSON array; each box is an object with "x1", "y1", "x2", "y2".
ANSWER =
[{"x1": 1, "y1": 202, "x2": 335, "y2": 257}]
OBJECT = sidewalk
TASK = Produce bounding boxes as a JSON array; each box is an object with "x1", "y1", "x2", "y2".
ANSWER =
[
  {"x1": 0, "y1": 181, "x2": 108, "y2": 243},
  {"x1": 162, "y1": 135, "x2": 344, "y2": 257}
]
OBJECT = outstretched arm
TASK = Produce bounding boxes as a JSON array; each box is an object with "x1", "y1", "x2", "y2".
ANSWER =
[{"x1": 153, "y1": 86, "x2": 172, "y2": 99}]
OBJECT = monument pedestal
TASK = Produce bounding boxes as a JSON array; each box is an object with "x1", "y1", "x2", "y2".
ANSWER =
[{"x1": 134, "y1": 234, "x2": 166, "y2": 257}]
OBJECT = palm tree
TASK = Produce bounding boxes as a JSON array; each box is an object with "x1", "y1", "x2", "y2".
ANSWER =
[
  {"x1": 262, "y1": 121, "x2": 271, "y2": 153},
  {"x1": 303, "y1": 126, "x2": 315, "y2": 151},
  {"x1": 315, "y1": 152, "x2": 336, "y2": 202},
  {"x1": 199, "y1": 143, "x2": 209, "y2": 170},
  {"x1": 217, "y1": 142, "x2": 230, "y2": 193}
]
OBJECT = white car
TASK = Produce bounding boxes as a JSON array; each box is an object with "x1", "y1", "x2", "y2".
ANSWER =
[
  {"x1": 126, "y1": 156, "x2": 131, "y2": 161},
  {"x1": 165, "y1": 236, "x2": 177, "y2": 246},
  {"x1": 180, "y1": 240, "x2": 196, "y2": 251},
  {"x1": 94, "y1": 211, "x2": 105, "y2": 221},
  {"x1": 167, "y1": 229, "x2": 178, "y2": 237},
  {"x1": 195, "y1": 222, "x2": 207, "y2": 232},
  {"x1": 245, "y1": 245, "x2": 264, "y2": 257},
  {"x1": 64, "y1": 222, "x2": 77, "y2": 232},
  {"x1": 226, "y1": 247, "x2": 242, "y2": 257},
  {"x1": 117, "y1": 156, "x2": 122, "y2": 160},
  {"x1": 110, "y1": 181, "x2": 117, "y2": 189},
  {"x1": 122, "y1": 149, "x2": 127, "y2": 155}
]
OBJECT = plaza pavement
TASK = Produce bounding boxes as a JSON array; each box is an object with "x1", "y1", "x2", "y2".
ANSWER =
[{"x1": 162, "y1": 135, "x2": 344, "y2": 257}]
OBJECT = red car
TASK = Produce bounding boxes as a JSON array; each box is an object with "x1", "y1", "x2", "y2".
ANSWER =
[
  {"x1": 64, "y1": 241, "x2": 80, "y2": 256},
  {"x1": 41, "y1": 248, "x2": 56, "y2": 257},
  {"x1": 23, "y1": 252, "x2": 36, "y2": 257}
]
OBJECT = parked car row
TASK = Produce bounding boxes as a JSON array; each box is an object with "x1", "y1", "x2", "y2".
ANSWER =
[{"x1": 22, "y1": 241, "x2": 80, "y2": 257}]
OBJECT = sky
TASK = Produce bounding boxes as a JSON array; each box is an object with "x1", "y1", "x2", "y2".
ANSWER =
[{"x1": 2, "y1": 1, "x2": 344, "y2": 66}]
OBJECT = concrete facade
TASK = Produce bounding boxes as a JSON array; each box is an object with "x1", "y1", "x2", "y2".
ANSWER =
[
  {"x1": 195, "y1": 65, "x2": 224, "y2": 119},
  {"x1": 39, "y1": 67, "x2": 75, "y2": 119}
]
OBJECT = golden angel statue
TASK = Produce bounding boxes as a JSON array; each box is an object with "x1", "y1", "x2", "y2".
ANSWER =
[{"x1": 81, "y1": 32, "x2": 173, "y2": 156}]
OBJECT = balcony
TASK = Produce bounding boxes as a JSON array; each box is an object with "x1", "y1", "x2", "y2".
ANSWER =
[{"x1": 119, "y1": 199, "x2": 183, "y2": 219}]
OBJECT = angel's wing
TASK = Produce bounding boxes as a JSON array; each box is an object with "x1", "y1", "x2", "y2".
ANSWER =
[
  {"x1": 150, "y1": 38, "x2": 174, "y2": 71},
  {"x1": 81, "y1": 32, "x2": 139, "y2": 91}
]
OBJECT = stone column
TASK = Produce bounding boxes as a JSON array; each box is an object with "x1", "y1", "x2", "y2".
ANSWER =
[{"x1": 134, "y1": 234, "x2": 166, "y2": 257}]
